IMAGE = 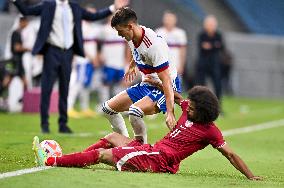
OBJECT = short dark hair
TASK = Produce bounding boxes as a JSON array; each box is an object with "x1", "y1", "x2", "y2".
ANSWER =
[
  {"x1": 19, "y1": 16, "x2": 28, "y2": 22},
  {"x1": 188, "y1": 86, "x2": 220, "y2": 123},
  {"x1": 111, "y1": 7, "x2": 137, "y2": 27}
]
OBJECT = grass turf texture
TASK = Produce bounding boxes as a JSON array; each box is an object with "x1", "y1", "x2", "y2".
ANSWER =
[{"x1": 0, "y1": 96, "x2": 284, "y2": 187}]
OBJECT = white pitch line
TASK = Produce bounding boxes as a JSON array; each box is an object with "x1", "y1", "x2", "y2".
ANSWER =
[
  {"x1": 1, "y1": 118, "x2": 284, "y2": 180},
  {"x1": 0, "y1": 166, "x2": 53, "y2": 180},
  {"x1": 223, "y1": 119, "x2": 284, "y2": 136}
]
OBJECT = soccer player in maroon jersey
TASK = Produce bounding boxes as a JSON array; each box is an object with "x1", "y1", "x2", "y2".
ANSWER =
[{"x1": 33, "y1": 85, "x2": 261, "y2": 180}]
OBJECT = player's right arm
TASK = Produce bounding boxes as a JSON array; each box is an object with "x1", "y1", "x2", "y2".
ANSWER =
[
  {"x1": 217, "y1": 144, "x2": 262, "y2": 180},
  {"x1": 12, "y1": 0, "x2": 42, "y2": 16},
  {"x1": 157, "y1": 69, "x2": 176, "y2": 130},
  {"x1": 124, "y1": 58, "x2": 137, "y2": 83}
]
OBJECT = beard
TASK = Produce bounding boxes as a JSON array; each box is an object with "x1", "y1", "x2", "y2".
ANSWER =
[{"x1": 187, "y1": 114, "x2": 195, "y2": 122}]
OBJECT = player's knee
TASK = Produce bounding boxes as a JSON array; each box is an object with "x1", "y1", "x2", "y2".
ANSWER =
[
  {"x1": 104, "y1": 132, "x2": 120, "y2": 142},
  {"x1": 99, "y1": 149, "x2": 114, "y2": 164},
  {"x1": 129, "y1": 104, "x2": 144, "y2": 119},
  {"x1": 101, "y1": 102, "x2": 118, "y2": 116}
]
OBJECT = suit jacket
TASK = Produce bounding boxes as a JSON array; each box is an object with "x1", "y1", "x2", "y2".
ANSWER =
[{"x1": 14, "y1": 0, "x2": 112, "y2": 56}]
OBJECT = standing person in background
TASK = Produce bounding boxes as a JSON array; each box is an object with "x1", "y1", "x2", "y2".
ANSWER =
[
  {"x1": 220, "y1": 47, "x2": 233, "y2": 95},
  {"x1": 96, "y1": 16, "x2": 128, "y2": 113},
  {"x1": 0, "y1": 16, "x2": 30, "y2": 109},
  {"x1": 21, "y1": 17, "x2": 43, "y2": 90},
  {"x1": 68, "y1": 6, "x2": 102, "y2": 119},
  {"x1": 8, "y1": 16, "x2": 29, "y2": 91},
  {"x1": 12, "y1": 0, "x2": 129, "y2": 134},
  {"x1": 156, "y1": 11, "x2": 187, "y2": 81},
  {"x1": 195, "y1": 15, "x2": 223, "y2": 104}
]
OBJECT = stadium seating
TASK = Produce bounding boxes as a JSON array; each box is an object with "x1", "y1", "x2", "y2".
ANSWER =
[
  {"x1": 174, "y1": 0, "x2": 206, "y2": 20},
  {"x1": 224, "y1": 0, "x2": 284, "y2": 35}
]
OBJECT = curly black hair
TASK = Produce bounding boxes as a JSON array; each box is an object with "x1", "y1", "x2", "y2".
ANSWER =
[
  {"x1": 188, "y1": 86, "x2": 220, "y2": 124},
  {"x1": 111, "y1": 7, "x2": 137, "y2": 27}
]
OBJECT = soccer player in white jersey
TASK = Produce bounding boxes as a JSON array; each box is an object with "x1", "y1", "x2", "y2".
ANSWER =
[
  {"x1": 97, "y1": 16, "x2": 128, "y2": 108},
  {"x1": 156, "y1": 11, "x2": 187, "y2": 77},
  {"x1": 101, "y1": 7, "x2": 181, "y2": 144},
  {"x1": 68, "y1": 7, "x2": 102, "y2": 118}
]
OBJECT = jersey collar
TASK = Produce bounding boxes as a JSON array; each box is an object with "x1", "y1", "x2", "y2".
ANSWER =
[{"x1": 133, "y1": 27, "x2": 145, "y2": 48}]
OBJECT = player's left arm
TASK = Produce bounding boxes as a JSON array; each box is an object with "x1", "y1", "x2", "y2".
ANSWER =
[
  {"x1": 217, "y1": 144, "x2": 262, "y2": 180},
  {"x1": 157, "y1": 69, "x2": 176, "y2": 130}
]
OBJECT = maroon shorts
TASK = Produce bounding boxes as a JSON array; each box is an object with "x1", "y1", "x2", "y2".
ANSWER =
[{"x1": 112, "y1": 140, "x2": 166, "y2": 172}]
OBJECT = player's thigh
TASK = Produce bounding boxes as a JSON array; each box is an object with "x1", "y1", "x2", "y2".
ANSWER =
[
  {"x1": 107, "y1": 90, "x2": 133, "y2": 112},
  {"x1": 133, "y1": 96, "x2": 160, "y2": 115},
  {"x1": 99, "y1": 149, "x2": 115, "y2": 166},
  {"x1": 104, "y1": 132, "x2": 134, "y2": 147}
]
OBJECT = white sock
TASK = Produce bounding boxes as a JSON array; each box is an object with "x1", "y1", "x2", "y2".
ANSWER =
[
  {"x1": 102, "y1": 102, "x2": 129, "y2": 137},
  {"x1": 79, "y1": 88, "x2": 90, "y2": 110},
  {"x1": 68, "y1": 71, "x2": 81, "y2": 110},
  {"x1": 129, "y1": 105, "x2": 147, "y2": 144}
]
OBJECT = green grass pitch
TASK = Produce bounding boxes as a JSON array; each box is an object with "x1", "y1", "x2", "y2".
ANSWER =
[{"x1": 0, "y1": 96, "x2": 284, "y2": 187}]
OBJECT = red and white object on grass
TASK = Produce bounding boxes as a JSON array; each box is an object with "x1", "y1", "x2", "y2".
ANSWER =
[{"x1": 40, "y1": 140, "x2": 62, "y2": 158}]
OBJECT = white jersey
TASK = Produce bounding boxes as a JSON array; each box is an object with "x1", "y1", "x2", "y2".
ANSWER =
[
  {"x1": 82, "y1": 22, "x2": 102, "y2": 60},
  {"x1": 155, "y1": 27, "x2": 187, "y2": 70},
  {"x1": 128, "y1": 26, "x2": 177, "y2": 84},
  {"x1": 100, "y1": 24, "x2": 126, "y2": 70}
]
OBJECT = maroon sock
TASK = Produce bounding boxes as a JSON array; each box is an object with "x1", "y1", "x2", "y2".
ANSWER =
[
  {"x1": 46, "y1": 150, "x2": 99, "y2": 167},
  {"x1": 83, "y1": 138, "x2": 112, "y2": 152}
]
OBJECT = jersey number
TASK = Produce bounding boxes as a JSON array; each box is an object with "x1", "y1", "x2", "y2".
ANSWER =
[{"x1": 170, "y1": 129, "x2": 181, "y2": 138}]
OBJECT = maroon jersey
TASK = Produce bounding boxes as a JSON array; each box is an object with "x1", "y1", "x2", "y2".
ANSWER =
[{"x1": 154, "y1": 100, "x2": 226, "y2": 173}]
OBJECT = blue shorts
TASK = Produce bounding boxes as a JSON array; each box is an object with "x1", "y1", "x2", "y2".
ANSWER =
[
  {"x1": 103, "y1": 66, "x2": 124, "y2": 84},
  {"x1": 75, "y1": 61, "x2": 94, "y2": 88},
  {"x1": 126, "y1": 77, "x2": 181, "y2": 113}
]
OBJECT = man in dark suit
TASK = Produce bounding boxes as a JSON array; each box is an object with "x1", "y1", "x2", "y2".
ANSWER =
[{"x1": 12, "y1": 0, "x2": 129, "y2": 133}]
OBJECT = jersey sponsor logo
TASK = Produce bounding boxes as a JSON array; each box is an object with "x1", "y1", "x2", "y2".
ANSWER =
[{"x1": 185, "y1": 121, "x2": 193, "y2": 128}]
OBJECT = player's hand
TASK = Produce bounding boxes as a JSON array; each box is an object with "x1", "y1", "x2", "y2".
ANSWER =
[
  {"x1": 114, "y1": 0, "x2": 129, "y2": 10},
  {"x1": 144, "y1": 75, "x2": 162, "y2": 88},
  {"x1": 180, "y1": 99, "x2": 190, "y2": 109},
  {"x1": 248, "y1": 176, "x2": 263, "y2": 181},
  {"x1": 124, "y1": 62, "x2": 137, "y2": 83},
  {"x1": 166, "y1": 112, "x2": 176, "y2": 130}
]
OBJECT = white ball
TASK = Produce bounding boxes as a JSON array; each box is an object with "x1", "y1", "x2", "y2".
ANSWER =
[{"x1": 40, "y1": 140, "x2": 62, "y2": 157}]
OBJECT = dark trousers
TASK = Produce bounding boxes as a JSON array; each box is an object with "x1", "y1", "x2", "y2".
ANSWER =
[
  {"x1": 40, "y1": 45, "x2": 73, "y2": 130},
  {"x1": 195, "y1": 55, "x2": 222, "y2": 100}
]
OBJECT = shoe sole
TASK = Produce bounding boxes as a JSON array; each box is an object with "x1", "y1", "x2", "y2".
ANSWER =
[{"x1": 32, "y1": 136, "x2": 42, "y2": 166}]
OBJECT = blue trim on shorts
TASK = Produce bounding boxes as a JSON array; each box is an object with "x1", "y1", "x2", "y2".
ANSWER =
[{"x1": 126, "y1": 77, "x2": 181, "y2": 113}]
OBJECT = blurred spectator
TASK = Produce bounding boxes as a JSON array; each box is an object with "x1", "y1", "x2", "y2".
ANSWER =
[
  {"x1": 21, "y1": 17, "x2": 43, "y2": 89},
  {"x1": 156, "y1": 11, "x2": 187, "y2": 82},
  {"x1": 0, "y1": 16, "x2": 30, "y2": 112},
  {"x1": 96, "y1": 16, "x2": 128, "y2": 113},
  {"x1": 8, "y1": 16, "x2": 30, "y2": 90},
  {"x1": 68, "y1": 6, "x2": 101, "y2": 118},
  {"x1": 220, "y1": 47, "x2": 233, "y2": 95},
  {"x1": 195, "y1": 15, "x2": 223, "y2": 102}
]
